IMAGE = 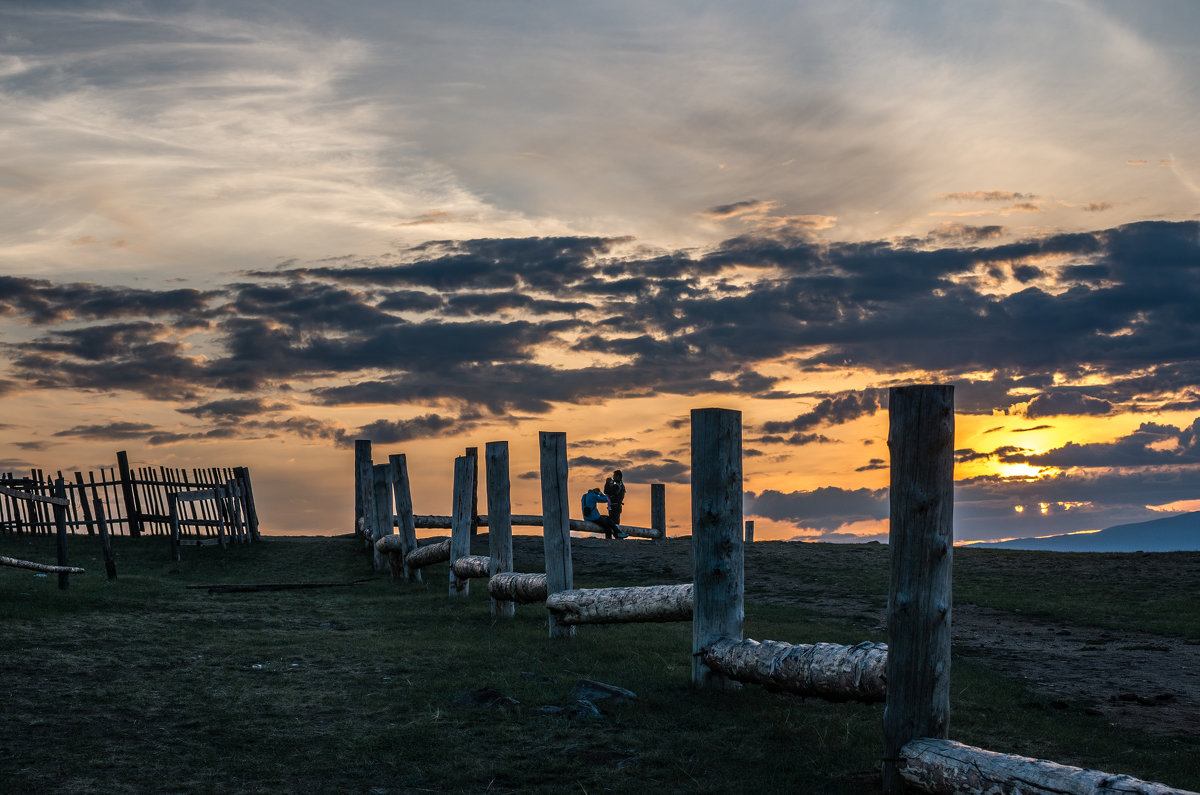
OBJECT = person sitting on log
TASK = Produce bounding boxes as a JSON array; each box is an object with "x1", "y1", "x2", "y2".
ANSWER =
[
  {"x1": 603, "y1": 469, "x2": 625, "y2": 527},
  {"x1": 581, "y1": 487, "x2": 625, "y2": 539}
]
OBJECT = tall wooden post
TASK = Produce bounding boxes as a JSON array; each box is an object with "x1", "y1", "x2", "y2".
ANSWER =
[
  {"x1": 485, "y1": 441, "x2": 514, "y2": 617},
  {"x1": 651, "y1": 483, "x2": 666, "y2": 540},
  {"x1": 354, "y1": 440, "x2": 373, "y2": 539},
  {"x1": 372, "y1": 463, "x2": 392, "y2": 573},
  {"x1": 691, "y1": 408, "x2": 743, "y2": 689},
  {"x1": 539, "y1": 431, "x2": 574, "y2": 638},
  {"x1": 169, "y1": 493, "x2": 181, "y2": 562},
  {"x1": 53, "y1": 478, "x2": 70, "y2": 590},
  {"x1": 745, "y1": 520, "x2": 754, "y2": 544},
  {"x1": 388, "y1": 454, "x2": 421, "y2": 583},
  {"x1": 883, "y1": 384, "x2": 955, "y2": 794},
  {"x1": 234, "y1": 467, "x2": 260, "y2": 541},
  {"x1": 116, "y1": 450, "x2": 144, "y2": 537},
  {"x1": 449, "y1": 456, "x2": 475, "y2": 597},
  {"x1": 94, "y1": 498, "x2": 118, "y2": 580},
  {"x1": 73, "y1": 472, "x2": 96, "y2": 536},
  {"x1": 465, "y1": 446, "x2": 480, "y2": 537}
]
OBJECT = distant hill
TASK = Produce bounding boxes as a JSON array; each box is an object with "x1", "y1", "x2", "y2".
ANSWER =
[{"x1": 973, "y1": 511, "x2": 1200, "y2": 552}]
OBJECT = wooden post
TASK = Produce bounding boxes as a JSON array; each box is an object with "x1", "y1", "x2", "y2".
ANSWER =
[
  {"x1": 449, "y1": 456, "x2": 475, "y2": 596},
  {"x1": 485, "y1": 441, "x2": 514, "y2": 618},
  {"x1": 116, "y1": 450, "x2": 143, "y2": 537},
  {"x1": 651, "y1": 483, "x2": 666, "y2": 540},
  {"x1": 372, "y1": 462, "x2": 392, "y2": 573},
  {"x1": 691, "y1": 408, "x2": 743, "y2": 689},
  {"x1": 234, "y1": 467, "x2": 260, "y2": 540},
  {"x1": 465, "y1": 446, "x2": 480, "y2": 537},
  {"x1": 169, "y1": 492, "x2": 181, "y2": 562},
  {"x1": 73, "y1": 471, "x2": 96, "y2": 535},
  {"x1": 883, "y1": 384, "x2": 955, "y2": 794},
  {"x1": 94, "y1": 498, "x2": 118, "y2": 580},
  {"x1": 214, "y1": 485, "x2": 229, "y2": 551},
  {"x1": 354, "y1": 439, "x2": 373, "y2": 539},
  {"x1": 745, "y1": 520, "x2": 754, "y2": 544},
  {"x1": 53, "y1": 478, "x2": 70, "y2": 590},
  {"x1": 388, "y1": 454, "x2": 421, "y2": 583},
  {"x1": 539, "y1": 431, "x2": 574, "y2": 638}
]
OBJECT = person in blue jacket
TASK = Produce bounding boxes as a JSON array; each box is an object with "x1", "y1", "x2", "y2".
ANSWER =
[{"x1": 581, "y1": 487, "x2": 625, "y2": 539}]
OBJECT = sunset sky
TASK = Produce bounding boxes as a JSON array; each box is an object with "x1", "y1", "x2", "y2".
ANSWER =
[{"x1": 2, "y1": 1, "x2": 1199, "y2": 543}]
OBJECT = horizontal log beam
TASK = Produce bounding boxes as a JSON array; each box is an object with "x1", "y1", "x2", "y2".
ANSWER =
[
  {"x1": 898, "y1": 738, "x2": 1194, "y2": 795},
  {"x1": 412, "y1": 513, "x2": 663, "y2": 539},
  {"x1": 0, "y1": 484, "x2": 70, "y2": 507},
  {"x1": 545, "y1": 584, "x2": 693, "y2": 625},
  {"x1": 0, "y1": 555, "x2": 85, "y2": 574},
  {"x1": 451, "y1": 555, "x2": 491, "y2": 579},
  {"x1": 700, "y1": 638, "x2": 887, "y2": 703},
  {"x1": 487, "y1": 572, "x2": 548, "y2": 604},
  {"x1": 405, "y1": 538, "x2": 451, "y2": 570}
]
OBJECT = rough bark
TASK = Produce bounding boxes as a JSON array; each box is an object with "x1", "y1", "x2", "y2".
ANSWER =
[
  {"x1": 487, "y1": 572, "x2": 548, "y2": 604},
  {"x1": 700, "y1": 638, "x2": 887, "y2": 702},
  {"x1": 451, "y1": 554, "x2": 492, "y2": 579},
  {"x1": 540, "y1": 431, "x2": 574, "y2": 638},
  {"x1": 449, "y1": 456, "x2": 475, "y2": 596},
  {"x1": 545, "y1": 584, "x2": 693, "y2": 625},
  {"x1": 898, "y1": 738, "x2": 1196, "y2": 795},
  {"x1": 405, "y1": 538, "x2": 451, "y2": 570},
  {"x1": 389, "y1": 454, "x2": 421, "y2": 583},
  {"x1": 1, "y1": 555, "x2": 86, "y2": 574},
  {"x1": 374, "y1": 534, "x2": 407, "y2": 581},
  {"x1": 485, "y1": 440, "x2": 514, "y2": 617}
]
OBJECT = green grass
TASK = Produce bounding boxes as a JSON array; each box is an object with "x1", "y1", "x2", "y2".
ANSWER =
[{"x1": 1, "y1": 533, "x2": 1197, "y2": 793}]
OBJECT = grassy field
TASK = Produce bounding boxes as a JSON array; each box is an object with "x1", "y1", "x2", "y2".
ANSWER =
[{"x1": 2, "y1": 532, "x2": 1198, "y2": 793}]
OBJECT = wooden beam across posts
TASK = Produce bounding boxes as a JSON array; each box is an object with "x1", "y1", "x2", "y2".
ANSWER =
[
  {"x1": 651, "y1": 483, "x2": 666, "y2": 540},
  {"x1": 450, "y1": 554, "x2": 491, "y2": 579},
  {"x1": 53, "y1": 478, "x2": 70, "y2": 590},
  {"x1": 449, "y1": 456, "x2": 475, "y2": 597},
  {"x1": 354, "y1": 439, "x2": 373, "y2": 541},
  {"x1": 404, "y1": 538, "x2": 451, "y2": 569},
  {"x1": 93, "y1": 498, "x2": 118, "y2": 580},
  {"x1": 691, "y1": 408, "x2": 744, "y2": 690},
  {"x1": 116, "y1": 450, "x2": 144, "y2": 538},
  {"x1": 700, "y1": 638, "x2": 887, "y2": 702},
  {"x1": 545, "y1": 583, "x2": 693, "y2": 626},
  {"x1": 485, "y1": 441, "x2": 514, "y2": 618},
  {"x1": 883, "y1": 384, "x2": 955, "y2": 794},
  {"x1": 388, "y1": 454, "x2": 421, "y2": 583},
  {"x1": 539, "y1": 431, "x2": 574, "y2": 638},
  {"x1": 897, "y1": 738, "x2": 1194, "y2": 795},
  {"x1": 372, "y1": 463, "x2": 393, "y2": 573}
]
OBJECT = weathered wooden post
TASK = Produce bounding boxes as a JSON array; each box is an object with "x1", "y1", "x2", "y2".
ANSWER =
[
  {"x1": 116, "y1": 450, "x2": 144, "y2": 537},
  {"x1": 234, "y1": 467, "x2": 260, "y2": 541},
  {"x1": 93, "y1": 498, "x2": 118, "y2": 580},
  {"x1": 466, "y1": 446, "x2": 480, "y2": 537},
  {"x1": 883, "y1": 384, "x2": 955, "y2": 794},
  {"x1": 388, "y1": 454, "x2": 421, "y2": 583},
  {"x1": 691, "y1": 408, "x2": 743, "y2": 689},
  {"x1": 449, "y1": 456, "x2": 475, "y2": 597},
  {"x1": 354, "y1": 439, "x2": 373, "y2": 540},
  {"x1": 53, "y1": 478, "x2": 70, "y2": 590},
  {"x1": 540, "y1": 431, "x2": 574, "y2": 638},
  {"x1": 168, "y1": 492, "x2": 182, "y2": 561},
  {"x1": 372, "y1": 463, "x2": 393, "y2": 573},
  {"x1": 73, "y1": 472, "x2": 96, "y2": 536},
  {"x1": 744, "y1": 520, "x2": 754, "y2": 544},
  {"x1": 485, "y1": 441, "x2": 515, "y2": 618},
  {"x1": 651, "y1": 483, "x2": 666, "y2": 540}
]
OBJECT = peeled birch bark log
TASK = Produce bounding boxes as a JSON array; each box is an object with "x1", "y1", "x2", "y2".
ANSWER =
[
  {"x1": 898, "y1": 738, "x2": 1196, "y2": 795},
  {"x1": 487, "y1": 572, "x2": 548, "y2": 604},
  {"x1": 699, "y1": 638, "x2": 887, "y2": 703},
  {"x1": 450, "y1": 554, "x2": 492, "y2": 579},
  {"x1": 405, "y1": 538, "x2": 451, "y2": 570},
  {"x1": 0, "y1": 555, "x2": 86, "y2": 575},
  {"x1": 545, "y1": 584, "x2": 693, "y2": 625}
]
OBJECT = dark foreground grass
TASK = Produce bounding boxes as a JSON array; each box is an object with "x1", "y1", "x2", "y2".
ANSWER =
[{"x1": 1, "y1": 533, "x2": 1197, "y2": 793}]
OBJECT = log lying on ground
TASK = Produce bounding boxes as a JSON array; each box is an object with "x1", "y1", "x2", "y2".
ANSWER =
[
  {"x1": 450, "y1": 554, "x2": 492, "y2": 579},
  {"x1": 545, "y1": 584, "x2": 693, "y2": 625},
  {"x1": 412, "y1": 514, "x2": 663, "y2": 539},
  {"x1": 405, "y1": 538, "x2": 452, "y2": 570},
  {"x1": 898, "y1": 738, "x2": 1196, "y2": 795},
  {"x1": 699, "y1": 638, "x2": 887, "y2": 702},
  {"x1": 488, "y1": 572, "x2": 548, "y2": 604},
  {"x1": 1, "y1": 555, "x2": 86, "y2": 575}
]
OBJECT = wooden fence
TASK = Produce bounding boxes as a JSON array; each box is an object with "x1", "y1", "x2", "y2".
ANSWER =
[{"x1": 0, "y1": 450, "x2": 259, "y2": 544}]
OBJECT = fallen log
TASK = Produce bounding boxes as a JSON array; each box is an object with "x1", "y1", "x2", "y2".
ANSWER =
[
  {"x1": 545, "y1": 584, "x2": 693, "y2": 625},
  {"x1": 487, "y1": 572, "x2": 548, "y2": 604},
  {"x1": 699, "y1": 638, "x2": 887, "y2": 703},
  {"x1": 413, "y1": 513, "x2": 663, "y2": 539},
  {"x1": 186, "y1": 578, "x2": 374, "y2": 594},
  {"x1": 450, "y1": 554, "x2": 492, "y2": 579},
  {"x1": 898, "y1": 737, "x2": 1196, "y2": 795},
  {"x1": 405, "y1": 538, "x2": 451, "y2": 570},
  {"x1": 0, "y1": 555, "x2": 86, "y2": 575}
]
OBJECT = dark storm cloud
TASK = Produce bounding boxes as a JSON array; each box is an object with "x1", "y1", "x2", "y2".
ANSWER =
[
  {"x1": 0, "y1": 276, "x2": 215, "y2": 325},
  {"x1": 179, "y1": 398, "x2": 292, "y2": 421},
  {"x1": 1023, "y1": 391, "x2": 1113, "y2": 418},
  {"x1": 353, "y1": 414, "x2": 464, "y2": 445},
  {"x1": 1002, "y1": 419, "x2": 1200, "y2": 468},
  {"x1": 760, "y1": 389, "x2": 886, "y2": 434},
  {"x1": 53, "y1": 421, "x2": 160, "y2": 440},
  {"x1": 746, "y1": 486, "x2": 888, "y2": 531}
]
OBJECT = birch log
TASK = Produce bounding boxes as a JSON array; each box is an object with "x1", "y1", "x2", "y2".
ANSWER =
[
  {"x1": 449, "y1": 456, "x2": 475, "y2": 597},
  {"x1": 700, "y1": 638, "x2": 887, "y2": 702},
  {"x1": 898, "y1": 738, "x2": 1197, "y2": 795},
  {"x1": 405, "y1": 538, "x2": 451, "y2": 569},
  {"x1": 0, "y1": 555, "x2": 86, "y2": 574},
  {"x1": 488, "y1": 572, "x2": 548, "y2": 604},
  {"x1": 884, "y1": 385, "x2": 955, "y2": 793},
  {"x1": 540, "y1": 431, "x2": 574, "y2": 638},
  {"x1": 450, "y1": 554, "x2": 492, "y2": 579},
  {"x1": 546, "y1": 583, "x2": 692, "y2": 625}
]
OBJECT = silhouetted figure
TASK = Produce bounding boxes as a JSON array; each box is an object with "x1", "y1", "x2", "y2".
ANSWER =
[
  {"x1": 581, "y1": 487, "x2": 624, "y2": 539},
  {"x1": 603, "y1": 469, "x2": 625, "y2": 526}
]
